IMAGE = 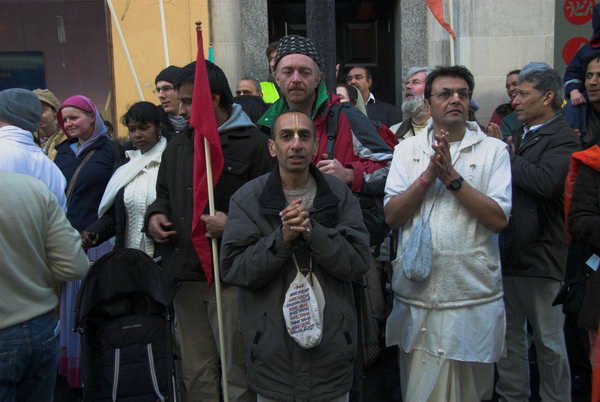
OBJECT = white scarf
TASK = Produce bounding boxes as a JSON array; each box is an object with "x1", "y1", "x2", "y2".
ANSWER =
[{"x1": 98, "y1": 137, "x2": 167, "y2": 217}]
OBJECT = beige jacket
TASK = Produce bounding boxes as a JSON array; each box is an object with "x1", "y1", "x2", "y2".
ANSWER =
[
  {"x1": 37, "y1": 128, "x2": 67, "y2": 160},
  {"x1": 0, "y1": 171, "x2": 89, "y2": 329}
]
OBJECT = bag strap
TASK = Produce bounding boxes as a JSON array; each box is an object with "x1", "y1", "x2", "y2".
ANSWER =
[
  {"x1": 291, "y1": 254, "x2": 313, "y2": 283},
  {"x1": 325, "y1": 103, "x2": 348, "y2": 159},
  {"x1": 398, "y1": 130, "x2": 468, "y2": 243},
  {"x1": 66, "y1": 149, "x2": 97, "y2": 207}
]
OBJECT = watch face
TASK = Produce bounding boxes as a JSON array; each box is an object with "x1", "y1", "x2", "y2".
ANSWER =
[{"x1": 447, "y1": 176, "x2": 464, "y2": 191}]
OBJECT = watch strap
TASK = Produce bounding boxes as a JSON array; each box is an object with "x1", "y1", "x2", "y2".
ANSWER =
[{"x1": 446, "y1": 176, "x2": 464, "y2": 191}]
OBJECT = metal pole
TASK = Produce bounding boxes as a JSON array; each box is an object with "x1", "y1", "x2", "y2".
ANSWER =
[
  {"x1": 105, "y1": 0, "x2": 145, "y2": 100},
  {"x1": 449, "y1": 0, "x2": 455, "y2": 65},
  {"x1": 159, "y1": 0, "x2": 170, "y2": 67}
]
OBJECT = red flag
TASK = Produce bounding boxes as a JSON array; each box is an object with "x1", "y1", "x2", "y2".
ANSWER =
[
  {"x1": 190, "y1": 26, "x2": 224, "y2": 286},
  {"x1": 424, "y1": 0, "x2": 456, "y2": 39}
]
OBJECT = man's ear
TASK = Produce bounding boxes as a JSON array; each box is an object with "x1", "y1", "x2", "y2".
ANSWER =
[
  {"x1": 543, "y1": 91, "x2": 555, "y2": 107},
  {"x1": 273, "y1": 69, "x2": 281, "y2": 88},
  {"x1": 267, "y1": 138, "x2": 277, "y2": 158},
  {"x1": 212, "y1": 93, "x2": 220, "y2": 108},
  {"x1": 313, "y1": 137, "x2": 320, "y2": 158}
]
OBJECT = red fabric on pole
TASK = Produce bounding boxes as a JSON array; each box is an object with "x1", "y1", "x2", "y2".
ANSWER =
[
  {"x1": 424, "y1": 0, "x2": 456, "y2": 39},
  {"x1": 564, "y1": 145, "x2": 600, "y2": 237},
  {"x1": 190, "y1": 27, "x2": 224, "y2": 286}
]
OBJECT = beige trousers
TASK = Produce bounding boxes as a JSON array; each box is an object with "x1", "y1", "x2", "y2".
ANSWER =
[
  {"x1": 399, "y1": 349, "x2": 494, "y2": 402},
  {"x1": 174, "y1": 281, "x2": 254, "y2": 402},
  {"x1": 257, "y1": 393, "x2": 349, "y2": 402}
]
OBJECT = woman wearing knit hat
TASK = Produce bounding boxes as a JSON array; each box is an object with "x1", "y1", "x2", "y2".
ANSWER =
[
  {"x1": 53, "y1": 95, "x2": 124, "y2": 390},
  {"x1": 33, "y1": 88, "x2": 66, "y2": 160}
]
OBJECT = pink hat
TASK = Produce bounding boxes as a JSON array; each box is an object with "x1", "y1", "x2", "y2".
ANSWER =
[{"x1": 57, "y1": 95, "x2": 97, "y2": 133}]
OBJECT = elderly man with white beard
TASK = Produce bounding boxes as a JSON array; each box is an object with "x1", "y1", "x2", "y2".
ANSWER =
[{"x1": 390, "y1": 67, "x2": 432, "y2": 141}]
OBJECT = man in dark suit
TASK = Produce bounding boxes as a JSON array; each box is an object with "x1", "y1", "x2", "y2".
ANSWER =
[{"x1": 346, "y1": 66, "x2": 399, "y2": 127}]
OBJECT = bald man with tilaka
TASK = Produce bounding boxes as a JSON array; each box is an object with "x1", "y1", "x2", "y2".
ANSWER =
[{"x1": 221, "y1": 111, "x2": 371, "y2": 401}]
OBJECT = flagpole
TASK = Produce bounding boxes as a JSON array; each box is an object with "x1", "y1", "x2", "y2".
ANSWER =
[
  {"x1": 448, "y1": 0, "x2": 455, "y2": 65},
  {"x1": 106, "y1": 0, "x2": 145, "y2": 100},
  {"x1": 197, "y1": 22, "x2": 229, "y2": 402},
  {"x1": 158, "y1": 0, "x2": 170, "y2": 67},
  {"x1": 203, "y1": 137, "x2": 229, "y2": 402}
]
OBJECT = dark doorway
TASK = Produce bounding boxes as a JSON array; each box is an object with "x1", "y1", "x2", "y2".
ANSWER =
[{"x1": 267, "y1": 0, "x2": 397, "y2": 106}]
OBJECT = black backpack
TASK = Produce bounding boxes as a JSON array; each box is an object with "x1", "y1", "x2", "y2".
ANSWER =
[{"x1": 75, "y1": 248, "x2": 180, "y2": 401}]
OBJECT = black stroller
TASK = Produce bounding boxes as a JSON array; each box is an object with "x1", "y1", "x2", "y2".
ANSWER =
[{"x1": 74, "y1": 248, "x2": 180, "y2": 401}]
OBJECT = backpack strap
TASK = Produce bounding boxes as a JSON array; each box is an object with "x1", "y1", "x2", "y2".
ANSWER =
[{"x1": 325, "y1": 103, "x2": 349, "y2": 159}]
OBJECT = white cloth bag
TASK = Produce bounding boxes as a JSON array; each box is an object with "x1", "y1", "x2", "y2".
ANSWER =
[{"x1": 282, "y1": 255, "x2": 325, "y2": 349}]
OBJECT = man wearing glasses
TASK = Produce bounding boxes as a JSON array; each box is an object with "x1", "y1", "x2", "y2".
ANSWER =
[
  {"x1": 154, "y1": 65, "x2": 188, "y2": 140},
  {"x1": 384, "y1": 65, "x2": 512, "y2": 401}
]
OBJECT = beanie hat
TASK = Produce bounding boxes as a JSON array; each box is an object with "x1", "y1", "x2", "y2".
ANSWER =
[
  {"x1": 0, "y1": 88, "x2": 42, "y2": 132},
  {"x1": 274, "y1": 34, "x2": 322, "y2": 69},
  {"x1": 33, "y1": 88, "x2": 61, "y2": 112},
  {"x1": 155, "y1": 65, "x2": 183, "y2": 85},
  {"x1": 174, "y1": 62, "x2": 196, "y2": 88}
]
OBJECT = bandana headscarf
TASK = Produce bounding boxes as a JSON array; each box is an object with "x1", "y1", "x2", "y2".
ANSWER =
[
  {"x1": 57, "y1": 95, "x2": 108, "y2": 157},
  {"x1": 274, "y1": 34, "x2": 322, "y2": 69}
]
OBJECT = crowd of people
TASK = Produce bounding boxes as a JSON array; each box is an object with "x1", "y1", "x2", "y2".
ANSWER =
[{"x1": 0, "y1": 27, "x2": 598, "y2": 402}]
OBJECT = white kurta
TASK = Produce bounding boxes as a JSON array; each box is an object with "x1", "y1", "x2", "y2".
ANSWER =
[
  {"x1": 385, "y1": 140, "x2": 509, "y2": 362},
  {"x1": 384, "y1": 123, "x2": 512, "y2": 401}
]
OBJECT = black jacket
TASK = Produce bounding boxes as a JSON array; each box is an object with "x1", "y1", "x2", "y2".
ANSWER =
[
  {"x1": 144, "y1": 111, "x2": 273, "y2": 281},
  {"x1": 500, "y1": 114, "x2": 581, "y2": 280},
  {"x1": 366, "y1": 99, "x2": 399, "y2": 127},
  {"x1": 220, "y1": 165, "x2": 370, "y2": 401},
  {"x1": 54, "y1": 136, "x2": 123, "y2": 231},
  {"x1": 569, "y1": 164, "x2": 600, "y2": 330},
  {"x1": 84, "y1": 158, "x2": 129, "y2": 250}
]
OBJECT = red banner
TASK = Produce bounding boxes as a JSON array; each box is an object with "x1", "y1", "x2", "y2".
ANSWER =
[
  {"x1": 424, "y1": 0, "x2": 456, "y2": 40},
  {"x1": 190, "y1": 26, "x2": 224, "y2": 286}
]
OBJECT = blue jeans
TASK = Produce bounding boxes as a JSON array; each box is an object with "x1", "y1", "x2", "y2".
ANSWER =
[{"x1": 0, "y1": 314, "x2": 60, "y2": 402}]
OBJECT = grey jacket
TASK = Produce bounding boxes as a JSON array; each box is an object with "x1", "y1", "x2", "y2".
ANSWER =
[{"x1": 220, "y1": 165, "x2": 370, "y2": 401}]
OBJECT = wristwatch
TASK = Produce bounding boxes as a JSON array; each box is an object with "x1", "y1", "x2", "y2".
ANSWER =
[{"x1": 446, "y1": 176, "x2": 464, "y2": 191}]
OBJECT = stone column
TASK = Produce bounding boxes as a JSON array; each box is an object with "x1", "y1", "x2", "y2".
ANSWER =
[
  {"x1": 306, "y1": 0, "x2": 336, "y2": 91},
  {"x1": 210, "y1": 0, "x2": 242, "y2": 93},
  {"x1": 398, "y1": 0, "x2": 429, "y2": 79},
  {"x1": 240, "y1": 0, "x2": 269, "y2": 82}
]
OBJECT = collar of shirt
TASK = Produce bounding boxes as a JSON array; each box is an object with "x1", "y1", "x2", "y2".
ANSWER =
[
  {"x1": 522, "y1": 122, "x2": 544, "y2": 138},
  {"x1": 366, "y1": 92, "x2": 376, "y2": 105},
  {"x1": 522, "y1": 113, "x2": 561, "y2": 139}
]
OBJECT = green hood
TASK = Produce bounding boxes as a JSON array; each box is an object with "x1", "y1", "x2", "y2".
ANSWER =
[{"x1": 258, "y1": 81, "x2": 329, "y2": 128}]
